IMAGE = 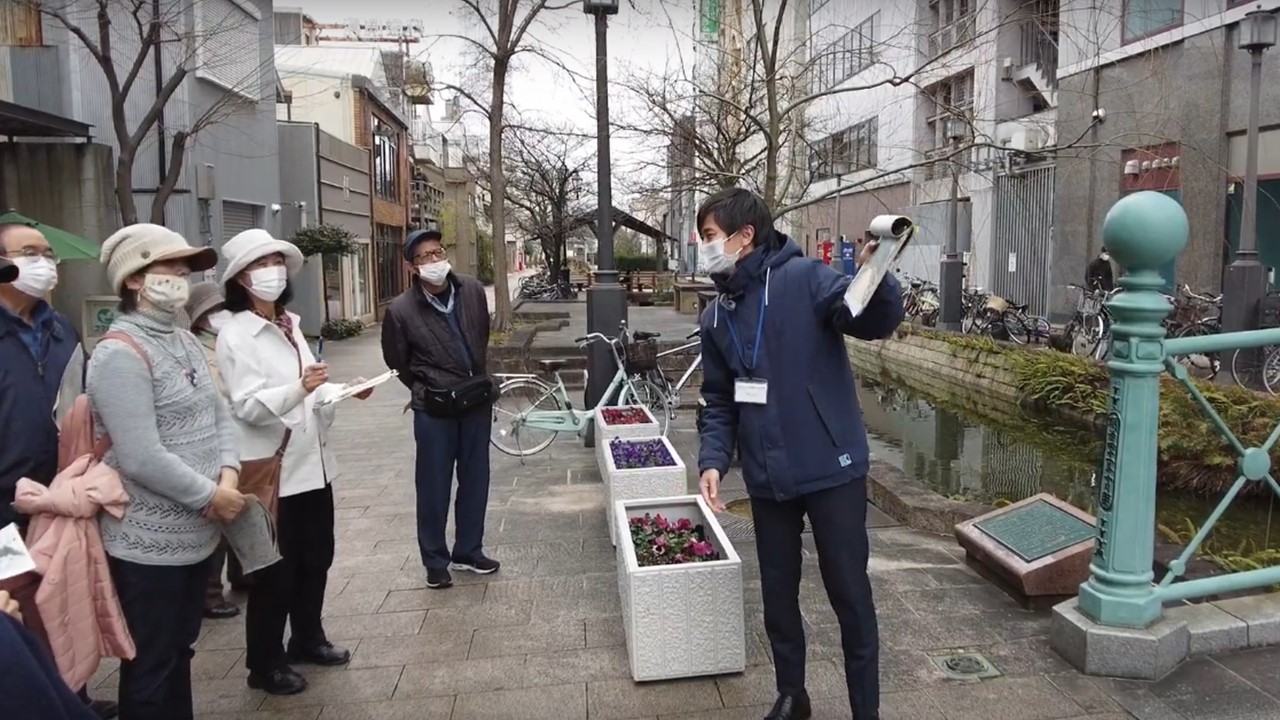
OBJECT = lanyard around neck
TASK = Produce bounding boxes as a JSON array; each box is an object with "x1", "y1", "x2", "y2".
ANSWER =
[{"x1": 724, "y1": 290, "x2": 766, "y2": 373}]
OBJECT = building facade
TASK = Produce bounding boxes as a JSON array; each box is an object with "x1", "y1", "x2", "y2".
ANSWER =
[{"x1": 275, "y1": 44, "x2": 412, "y2": 318}]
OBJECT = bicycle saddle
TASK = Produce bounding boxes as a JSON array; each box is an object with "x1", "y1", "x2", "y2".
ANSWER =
[
  {"x1": 538, "y1": 359, "x2": 571, "y2": 372},
  {"x1": 633, "y1": 331, "x2": 661, "y2": 341}
]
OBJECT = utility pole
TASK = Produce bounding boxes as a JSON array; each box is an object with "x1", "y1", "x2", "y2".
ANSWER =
[{"x1": 938, "y1": 118, "x2": 967, "y2": 331}]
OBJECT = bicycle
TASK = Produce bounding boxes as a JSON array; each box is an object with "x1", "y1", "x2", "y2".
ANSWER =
[
  {"x1": 1062, "y1": 284, "x2": 1112, "y2": 360},
  {"x1": 642, "y1": 329, "x2": 702, "y2": 415},
  {"x1": 489, "y1": 329, "x2": 670, "y2": 457}
]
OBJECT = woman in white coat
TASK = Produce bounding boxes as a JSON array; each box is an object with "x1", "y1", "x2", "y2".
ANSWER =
[{"x1": 215, "y1": 229, "x2": 373, "y2": 696}]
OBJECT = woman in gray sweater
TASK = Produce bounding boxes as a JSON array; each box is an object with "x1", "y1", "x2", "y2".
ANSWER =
[{"x1": 89, "y1": 224, "x2": 247, "y2": 720}]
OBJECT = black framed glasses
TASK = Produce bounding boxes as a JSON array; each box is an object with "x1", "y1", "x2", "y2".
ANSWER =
[{"x1": 413, "y1": 248, "x2": 447, "y2": 264}]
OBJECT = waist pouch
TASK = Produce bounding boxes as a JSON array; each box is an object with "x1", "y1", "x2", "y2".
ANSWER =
[{"x1": 417, "y1": 375, "x2": 498, "y2": 418}]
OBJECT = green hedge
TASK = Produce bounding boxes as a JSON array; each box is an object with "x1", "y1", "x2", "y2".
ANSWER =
[{"x1": 617, "y1": 255, "x2": 660, "y2": 272}]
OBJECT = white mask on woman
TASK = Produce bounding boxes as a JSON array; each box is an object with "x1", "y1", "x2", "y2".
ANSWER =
[
  {"x1": 418, "y1": 260, "x2": 451, "y2": 285},
  {"x1": 11, "y1": 256, "x2": 58, "y2": 298},
  {"x1": 142, "y1": 274, "x2": 190, "y2": 312},
  {"x1": 247, "y1": 266, "x2": 288, "y2": 302}
]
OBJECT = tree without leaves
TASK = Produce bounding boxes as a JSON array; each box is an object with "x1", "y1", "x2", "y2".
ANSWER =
[{"x1": 29, "y1": 0, "x2": 269, "y2": 226}]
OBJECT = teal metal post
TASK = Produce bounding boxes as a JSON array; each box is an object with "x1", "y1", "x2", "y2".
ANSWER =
[{"x1": 1077, "y1": 192, "x2": 1187, "y2": 628}]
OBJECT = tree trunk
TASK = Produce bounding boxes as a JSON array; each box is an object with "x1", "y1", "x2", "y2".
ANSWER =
[
  {"x1": 488, "y1": 59, "x2": 513, "y2": 330},
  {"x1": 115, "y1": 151, "x2": 139, "y2": 226},
  {"x1": 149, "y1": 130, "x2": 188, "y2": 225}
]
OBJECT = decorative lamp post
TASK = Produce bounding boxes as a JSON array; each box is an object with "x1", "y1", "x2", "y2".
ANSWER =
[
  {"x1": 938, "y1": 116, "x2": 968, "y2": 331},
  {"x1": 583, "y1": 0, "x2": 625, "y2": 447},
  {"x1": 1222, "y1": 7, "x2": 1277, "y2": 336}
]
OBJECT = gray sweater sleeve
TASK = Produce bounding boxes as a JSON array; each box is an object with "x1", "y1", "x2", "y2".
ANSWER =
[
  {"x1": 88, "y1": 341, "x2": 218, "y2": 511},
  {"x1": 214, "y1": 392, "x2": 240, "y2": 472}
]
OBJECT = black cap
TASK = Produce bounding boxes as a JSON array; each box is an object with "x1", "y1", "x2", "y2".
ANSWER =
[
  {"x1": 0, "y1": 256, "x2": 15, "y2": 284},
  {"x1": 404, "y1": 228, "x2": 444, "y2": 261}
]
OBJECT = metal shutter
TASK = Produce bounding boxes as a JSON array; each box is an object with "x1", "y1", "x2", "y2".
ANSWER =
[{"x1": 222, "y1": 201, "x2": 257, "y2": 241}]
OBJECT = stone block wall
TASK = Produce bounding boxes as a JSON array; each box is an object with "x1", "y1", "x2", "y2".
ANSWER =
[{"x1": 847, "y1": 332, "x2": 1022, "y2": 407}]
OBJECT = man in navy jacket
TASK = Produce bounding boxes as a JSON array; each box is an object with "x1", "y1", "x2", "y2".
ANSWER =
[{"x1": 696, "y1": 189, "x2": 903, "y2": 720}]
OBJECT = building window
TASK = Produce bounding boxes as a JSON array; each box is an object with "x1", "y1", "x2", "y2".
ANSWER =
[
  {"x1": 195, "y1": 0, "x2": 263, "y2": 97},
  {"x1": 373, "y1": 117, "x2": 399, "y2": 202},
  {"x1": 924, "y1": 71, "x2": 974, "y2": 179},
  {"x1": 1123, "y1": 0, "x2": 1183, "y2": 42},
  {"x1": 374, "y1": 223, "x2": 403, "y2": 304},
  {"x1": 928, "y1": 0, "x2": 975, "y2": 57},
  {"x1": 814, "y1": 14, "x2": 877, "y2": 92},
  {"x1": 809, "y1": 116, "x2": 878, "y2": 180}
]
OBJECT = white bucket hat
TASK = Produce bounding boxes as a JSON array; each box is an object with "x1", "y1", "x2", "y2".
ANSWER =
[
  {"x1": 220, "y1": 229, "x2": 305, "y2": 283},
  {"x1": 99, "y1": 223, "x2": 218, "y2": 293}
]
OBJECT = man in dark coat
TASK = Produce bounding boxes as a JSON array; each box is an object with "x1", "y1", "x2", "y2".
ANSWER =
[
  {"x1": 381, "y1": 229, "x2": 500, "y2": 590},
  {"x1": 1086, "y1": 246, "x2": 1114, "y2": 292},
  {"x1": 696, "y1": 189, "x2": 903, "y2": 720}
]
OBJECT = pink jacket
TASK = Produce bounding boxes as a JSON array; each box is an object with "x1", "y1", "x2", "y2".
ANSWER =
[{"x1": 14, "y1": 453, "x2": 136, "y2": 691}]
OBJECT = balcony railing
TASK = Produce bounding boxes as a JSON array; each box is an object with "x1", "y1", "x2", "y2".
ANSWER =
[
  {"x1": 1019, "y1": 20, "x2": 1059, "y2": 85},
  {"x1": 928, "y1": 14, "x2": 976, "y2": 57}
]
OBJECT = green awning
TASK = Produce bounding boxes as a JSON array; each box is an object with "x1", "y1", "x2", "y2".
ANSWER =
[{"x1": 0, "y1": 211, "x2": 101, "y2": 261}]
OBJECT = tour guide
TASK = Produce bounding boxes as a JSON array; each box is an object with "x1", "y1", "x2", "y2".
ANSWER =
[{"x1": 695, "y1": 188, "x2": 903, "y2": 720}]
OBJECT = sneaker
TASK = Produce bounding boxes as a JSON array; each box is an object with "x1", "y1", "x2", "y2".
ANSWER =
[
  {"x1": 449, "y1": 555, "x2": 500, "y2": 575},
  {"x1": 426, "y1": 566, "x2": 453, "y2": 589}
]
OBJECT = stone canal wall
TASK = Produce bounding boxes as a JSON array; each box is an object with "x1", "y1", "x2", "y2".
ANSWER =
[{"x1": 846, "y1": 331, "x2": 1022, "y2": 405}]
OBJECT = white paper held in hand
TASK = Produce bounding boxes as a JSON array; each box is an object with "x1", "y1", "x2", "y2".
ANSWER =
[
  {"x1": 314, "y1": 369, "x2": 399, "y2": 408},
  {"x1": 843, "y1": 222, "x2": 914, "y2": 318},
  {"x1": 0, "y1": 523, "x2": 36, "y2": 581}
]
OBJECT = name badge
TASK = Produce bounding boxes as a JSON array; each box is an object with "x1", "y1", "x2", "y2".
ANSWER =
[{"x1": 735, "y1": 378, "x2": 768, "y2": 405}]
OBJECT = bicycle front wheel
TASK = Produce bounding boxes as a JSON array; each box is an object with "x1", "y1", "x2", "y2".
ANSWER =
[
  {"x1": 491, "y1": 377, "x2": 564, "y2": 456},
  {"x1": 621, "y1": 378, "x2": 671, "y2": 436}
]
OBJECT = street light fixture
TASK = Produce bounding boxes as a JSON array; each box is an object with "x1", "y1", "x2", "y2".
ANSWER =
[
  {"x1": 1222, "y1": 7, "x2": 1277, "y2": 337},
  {"x1": 582, "y1": 0, "x2": 625, "y2": 448},
  {"x1": 938, "y1": 116, "x2": 968, "y2": 331}
]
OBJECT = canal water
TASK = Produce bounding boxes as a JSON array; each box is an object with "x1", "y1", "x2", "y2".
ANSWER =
[{"x1": 856, "y1": 377, "x2": 1280, "y2": 554}]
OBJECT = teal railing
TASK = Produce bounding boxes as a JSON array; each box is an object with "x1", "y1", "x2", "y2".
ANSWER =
[{"x1": 1078, "y1": 191, "x2": 1280, "y2": 628}]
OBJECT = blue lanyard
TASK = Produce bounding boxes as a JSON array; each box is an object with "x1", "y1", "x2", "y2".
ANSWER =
[{"x1": 724, "y1": 291, "x2": 766, "y2": 373}]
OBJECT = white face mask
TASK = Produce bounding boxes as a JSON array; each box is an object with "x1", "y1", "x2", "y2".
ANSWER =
[
  {"x1": 698, "y1": 232, "x2": 743, "y2": 275},
  {"x1": 1100, "y1": 252, "x2": 1111, "y2": 262},
  {"x1": 418, "y1": 260, "x2": 451, "y2": 285},
  {"x1": 11, "y1": 256, "x2": 58, "y2": 298},
  {"x1": 141, "y1": 274, "x2": 190, "y2": 312},
  {"x1": 247, "y1": 266, "x2": 288, "y2": 302},
  {"x1": 205, "y1": 309, "x2": 232, "y2": 333}
]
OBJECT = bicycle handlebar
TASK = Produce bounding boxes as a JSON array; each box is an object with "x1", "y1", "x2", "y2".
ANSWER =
[
  {"x1": 686, "y1": 329, "x2": 701, "y2": 340},
  {"x1": 1180, "y1": 284, "x2": 1222, "y2": 304}
]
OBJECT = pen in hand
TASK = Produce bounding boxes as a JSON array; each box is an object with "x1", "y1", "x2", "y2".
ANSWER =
[{"x1": 316, "y1": 337, "x2": 324, "y2": 362}]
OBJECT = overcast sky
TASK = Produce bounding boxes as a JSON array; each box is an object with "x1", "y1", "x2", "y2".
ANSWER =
[{"x1": 298, "y1": 0, "x2": 700, "y2": 196}]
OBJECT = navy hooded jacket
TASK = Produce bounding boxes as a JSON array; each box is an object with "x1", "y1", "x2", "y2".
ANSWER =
[{"x1": 696, "y1": 234, "x2": 903, "y2": 501}]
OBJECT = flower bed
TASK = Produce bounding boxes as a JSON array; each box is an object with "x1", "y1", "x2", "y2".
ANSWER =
[
  {"x1": 614, "y1": 495, "x2": 745, "y2": 682},
  {"x1": 593, "y1": 405, "x2": 662, "y2": 482},
  {"x1": 601, "y1": 436, "x2": 686, "y2": 546}
]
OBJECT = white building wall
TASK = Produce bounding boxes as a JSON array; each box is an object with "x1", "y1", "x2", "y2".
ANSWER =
[{"x1": 277, "y1": 74, "x2": 356, "y2": 145}]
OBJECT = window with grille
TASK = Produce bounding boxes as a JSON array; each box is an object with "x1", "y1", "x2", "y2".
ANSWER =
[
  {"x1": 923, "y1": 71, "x2": 974, "y2": 179},
  {"x1": 809, "y1": 116, "x2": 878, "y2": 180},
  {"x1": 195, "y1": 0, "x2": 262, "y2": 97},
  {"x1": 1122, "y1": 0, "x2": 1182, "y2": 43},
  {"x1": 928, "y1": 0, "x2": 975, "y2": 56},
  {"x1": 373, "y1": 118, "x2": 399, "y2": 202},
  {"x1": 374, "y1": 223, "x2": 404, "y2": 304},
  {"x1": 813, "y1": 14, "x2": 877, "y2": 92}
]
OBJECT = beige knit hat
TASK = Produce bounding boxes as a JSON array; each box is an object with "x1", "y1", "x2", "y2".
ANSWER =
[
  {"x1": 185, "y1": 280, "x2": 224, "y2": 325},
  {"x1": 99, "y1": 223, "x2": 218, "y2": 292}
]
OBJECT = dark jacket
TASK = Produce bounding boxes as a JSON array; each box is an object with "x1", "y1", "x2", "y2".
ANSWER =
[
  {"x1": 0, "y1": 304, "x2": 81, "y2": 527},
  {"x1": 697, "y1": 235, "x2": 903, "y2": 501},
  {"x1": 0, "y1": 613, "x2": 97, "y2": 720},
  {"x1": 1087, "y1": 256, "x2": 1114, "y2": 292},
  {"x1": 381, "y1": 273, "x2": 491, "y2": 411}
]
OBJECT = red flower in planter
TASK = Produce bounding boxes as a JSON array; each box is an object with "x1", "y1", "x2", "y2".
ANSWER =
[
  {"x1": 601, "y1": 406, "x2": 652, "y2": 426},
  {"x1": 628, "y1": 513, "x2": 723, "y2": 567}
]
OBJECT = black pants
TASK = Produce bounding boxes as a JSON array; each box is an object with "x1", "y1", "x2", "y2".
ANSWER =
[
  {"x1": 413, "y1": 409, "x2": 491, "y2": 570},
  {"x1": 245, "y1": 484, "x2": 335, "y2": 673},
  {"x1": 751, "y1": 478, "x2": 879, "y2": 718},
  {"x1": 109, "y1": 555, "x2": 211, "y2": 720}
]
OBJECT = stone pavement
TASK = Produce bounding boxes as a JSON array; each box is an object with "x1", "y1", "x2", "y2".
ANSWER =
[{"x1": 83, "y1": 331, "x2": 1280, "y2": 719}]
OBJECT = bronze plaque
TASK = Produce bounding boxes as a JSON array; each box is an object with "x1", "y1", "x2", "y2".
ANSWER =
[{"x1": 974, "y1": 499, "x2": 1095, "y2": 563}]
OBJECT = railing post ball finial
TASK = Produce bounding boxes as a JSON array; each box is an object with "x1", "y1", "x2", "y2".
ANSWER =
[{"x1": 1102, "y1": 191, "x2": 1188, "y2": 273}]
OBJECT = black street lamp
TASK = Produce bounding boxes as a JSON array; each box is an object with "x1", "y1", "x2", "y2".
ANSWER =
[
  {"x1": 1222, "y1": 7, "x2": 1278, "y2": 336},
  {"x1": 583, "y1": 0, "x2": 625, "y2": 447}
]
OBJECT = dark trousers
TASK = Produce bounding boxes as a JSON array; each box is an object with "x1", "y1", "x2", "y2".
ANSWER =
[
  {"x1": 751, "y1": 478, "x2": 879, "y2": 718},
  {"x1": 244, "y1": 484, "x2": 335, "y2": 673},
  {"x1": 413, "y1": 408, "x2": 492, "y2": 570},
  {"x1": 109, "y1": 555, "x2": 211, "y2": 720}
]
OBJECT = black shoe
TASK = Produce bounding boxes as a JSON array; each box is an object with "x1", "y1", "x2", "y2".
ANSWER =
[
  {"x1": 288, "y1": 641, "x2": 350, "y2": 667},
  {"x1": 203, "y1": 600, "x2": 241, "y2": 619},
  {"x1": 426, "y1": 567, "x2": 453, "y2": 589},
  {"x1": 764, "y1": 692, "x2": 812, "y2": 720},
  {"x1": 247, "y1": 666, "x2": 307, "y2": 695},
  {"x1": 449, "y1": 555, "x2": 500, "y2": 575},
  {"x1": 88, "y1": 699, "x2": 119, "y2": 719}
]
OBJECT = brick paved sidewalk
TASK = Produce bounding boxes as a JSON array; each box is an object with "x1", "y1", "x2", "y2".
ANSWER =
[{"x1": 83, "y1": 331, "x2": 1280, "y2": 719}]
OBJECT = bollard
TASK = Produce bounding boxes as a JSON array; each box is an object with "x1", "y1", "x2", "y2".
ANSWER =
[{"x1": 1076, "y1": 191, "x2": 1187, "y2": 628}]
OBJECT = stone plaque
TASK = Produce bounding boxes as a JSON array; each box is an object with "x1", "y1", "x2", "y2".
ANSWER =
[
  {"x1": 974, "y1": 499, "x2": 1095, "y2": 563},
  {"x1": 955, "y1": 494, "x2": 1098, "y2": 599}
]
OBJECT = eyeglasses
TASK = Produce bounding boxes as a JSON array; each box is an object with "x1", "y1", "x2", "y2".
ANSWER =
[
  {"x1": 0, "y1": 247, "x2": 59, "y2": 263},
  {"x1": 413, "y1": 248, "x2": 447, "y2": 264}
]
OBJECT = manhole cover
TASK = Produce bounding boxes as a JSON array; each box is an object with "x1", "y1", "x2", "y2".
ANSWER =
[
  {"x1": 720, "y1": 495, "x2": 812, "y2": 541},
  {"x1": 927, "y1": 651, "x2": 1001, "y2": 680}
]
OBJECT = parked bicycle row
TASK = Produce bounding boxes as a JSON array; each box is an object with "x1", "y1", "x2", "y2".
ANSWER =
[{"x1": 515, "y1": 269, "x2": 578, "y2": 301}]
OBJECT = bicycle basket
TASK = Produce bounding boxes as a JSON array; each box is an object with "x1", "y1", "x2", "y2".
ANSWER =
[
  {"x1": 625, "y1": 338, "x2": 659, "y2": 372},
  {"x1": 984, "y1": 295, "x2": 1010, "y2": 313}
]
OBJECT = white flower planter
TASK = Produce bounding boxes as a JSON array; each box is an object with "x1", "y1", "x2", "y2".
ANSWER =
[
  {"x1": 593, "y1": 405, "x2": 663, "y2": 478},
  {"x1": 601, "y1": 434, "x2": 687, "y2": 546},
  {"x1": 614, "y1": 495, "x2": 745, "y2": 682}
]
